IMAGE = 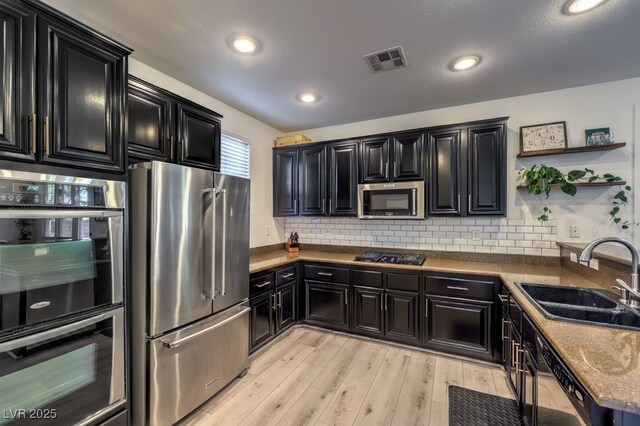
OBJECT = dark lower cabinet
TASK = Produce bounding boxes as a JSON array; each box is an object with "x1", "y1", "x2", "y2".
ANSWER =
[
  {"x1": 249, "y1": 291, "x2": 275, "y2": 352},
  {"x1": 305, "y1": 280, "x2": 349, "y2": 331},
  {"x1": 424, "y1": 294, "x2": 493, "y2": 360},
  {"x1": 38, "y1": 14, "x2": 128, "y2": 173},
  {"x1": 127, "y1": 77, "x2": 173, "y2": 162},
  {"x1": 0, "y1": 1, "x2": 35, "y2": 163},
  {"x1": 385, "y1": 290, "x2": 420, "y2": 343},
  {"x1": 176, "y1": 102, "x2": 221, "y2": 171},
  {"x1": 352, "y1": 286, "x2": 384, "y2": 336},
  {"x1": 275, "y1": 282, "x2": 296, "y2": 332}
]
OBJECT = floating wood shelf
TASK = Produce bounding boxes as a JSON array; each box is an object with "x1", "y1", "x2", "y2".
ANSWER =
[
  {"x1": 517, "y1": 181, "x2": 627, "y2": 189},
  {"x1": 516, "y1": 142, "x2": 626, "y2": 158}
]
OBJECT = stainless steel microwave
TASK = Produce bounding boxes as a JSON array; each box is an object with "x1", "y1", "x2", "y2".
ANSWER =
[{"x1": 358, "y1": 181, "x2": 425, "y2": 219}]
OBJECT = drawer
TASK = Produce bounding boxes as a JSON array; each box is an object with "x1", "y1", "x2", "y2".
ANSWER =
[
  {"x1": 352, "y1": 269, "x2": 383, "y2": 288},
  {"x1": 387, "y1": 271, "x2": 420, "y2": 292},
  {"x1": 425, "y1": 273, "x2": 495, "y2": 301},
  {"x1": 304, "y1": 264, "x2": 350, "y2": 284},
  {"x1": 276, "y1": 265, "x2": 297, "y2": 286},
  {"x1": 250, "y1": 272, "x2": 275, "y2": 296}
]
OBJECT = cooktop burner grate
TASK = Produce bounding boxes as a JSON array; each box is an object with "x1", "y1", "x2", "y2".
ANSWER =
[{"x1": 354, "y1": 251, "x2": 425, "y2": 266}]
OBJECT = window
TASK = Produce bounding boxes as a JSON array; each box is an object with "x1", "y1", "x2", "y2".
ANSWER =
[{"x1": 220, "y1": 134, "x2": 250, "y2": 179}]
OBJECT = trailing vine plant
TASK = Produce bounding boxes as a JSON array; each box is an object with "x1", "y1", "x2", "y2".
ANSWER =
[{"x1": 519, "y1": 164, "x2": 637, "y2": 230}]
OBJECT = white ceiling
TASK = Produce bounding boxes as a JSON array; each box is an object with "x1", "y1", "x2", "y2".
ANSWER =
[{"x1": 45, "y1": 0, "x2": 640, "y2": 132}]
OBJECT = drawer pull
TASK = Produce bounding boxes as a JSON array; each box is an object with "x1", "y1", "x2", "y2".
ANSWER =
[
  {"x1": 281, "y1": 273, "x2": 295, "y2": 279},
  {"x1": 446, "y1": 285, "x2": 469, "y2": 291},
  {"x1": 317, "y1": 272, "x2": 333, "y2": 277},
  {"x1": 255, "y1": 281, "x2": 271, "y2": 288}
]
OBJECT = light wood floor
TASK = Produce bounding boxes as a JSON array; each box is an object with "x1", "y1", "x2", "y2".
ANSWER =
[{"x1": 179, "y1": 327, "x2": 513, "y2": 426}]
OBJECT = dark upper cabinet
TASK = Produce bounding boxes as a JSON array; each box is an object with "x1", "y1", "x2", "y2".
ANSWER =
[
  {"x1": 0, "y1": 1, "x2": 35, "y2": 163},
  {"x1": 299, "y1": 145, "x2": 326, "y2": 215},
  {"x1": 352, "y1": 286, "x2": 384, "y2": 336},
  {"x1": 361, "y1": 137, "x2": 390, "y2": 182},
  {"x1": 392, "y1": 132, "x2": 424, "y2": 181},
  {"x1": 176, "y1": 102, "x2": 221, "y2": 171},
  {"x1": 128, "y1": 77, "x2": 173, "y2": 162},
  {"x1": 468, "y1": 124, "x2": 506, "y2": 215},
  {"x1": 38, "y1": 15, "x2": 128, "y2": 173},
  {"x1": 428, "y1": 129, "x2": 464, "y2": 215},
  {"x1": 273, "y1": 148, "x2": 299, "y2": 216},
  {"x1": 328, "y1": 141, "x2": 358, "y2": 216}
]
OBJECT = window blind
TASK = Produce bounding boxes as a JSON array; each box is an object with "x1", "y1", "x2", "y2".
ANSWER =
[{"x1": 220, "y1": 134, "x2": 250, "y2": 179}]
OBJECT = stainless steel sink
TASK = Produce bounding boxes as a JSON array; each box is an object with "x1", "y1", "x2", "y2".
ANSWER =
[{"x1": 516, "y1": 282, "x2": 640, "y2": 331}]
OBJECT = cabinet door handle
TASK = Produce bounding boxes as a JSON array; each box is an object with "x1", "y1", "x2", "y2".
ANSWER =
[
  {"x1": 516, "y1": 346, "x2": 525, "y2": 374},
  {"x1": 446, "y1": 285, "x2": 469, "y2": 291},
  {"x1": 384, "y1": 293, "x2": 388, "y2": 311},
  {"x1": 394, "y1": 161, "x2": 397, "y2": 177},
  {"x1": 380, "y1": 294, "x2": 384, "y2": 311},
  {"x1": 181, "y1": 138, "x2": 186, "y2": 161},
  {"x1": 425, "y1": 297, "x2": 428, "y2": 318},
  {"x1": 501, "y1": 319, "x2": 510, "y2": 340},
  {"x1": 30, "y1": 114, "x2": 37, "y2": 154},
  {"x1": 322, "y1": 198, "x2": 325, "y2": 213},
  {"x1": 329, "y1": 198, "x2": 332, "y2": 214},
  {"x1": 272, "y1": 293, "x2": 276, "y2": 311},
  {"x1": 317, "y1": 272, "x2": 333, "y2": 277},
  {"x1": 511, "y1": 340, "x2": 515, "y2": 368},
  {"x1": 345, "y1": 288, "x2": 348, "y2": 305},
  {"x1": 278, "y1": 291, "x2": 282, "y2": 308},
  {"x1": 255, "y1": 281, "x2": 271, "y2": 288},
  {"x1": 281, "y1": 273, "x2": 294, "y2": 279},
  {"x1": 457, "y1": 193, "x2": 460, "y2": 209},
  {"x1": 468, "y1": 193, "x2": 471, "y2": 208},
  {"x1": 498, "y1": 294, "x2": 508, "y2": 303},
  {"x1": 385, "y1": 162, "x2": 389, "y2": 178},
  {"x1": 44, "y1": 116, "x2": 50, "y2": 156}
]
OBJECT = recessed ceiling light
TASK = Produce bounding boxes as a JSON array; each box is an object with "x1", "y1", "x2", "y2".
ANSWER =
[
  {"x1": 297, "y1": 93, "x2": 320, "y2": 103},
  {"x1": 231, "y1": 35, "x2": 258, "y2": 54},
  {"x1": 564, "y1": 0, "x2": 608, "y2": 14},
  {"x1": 450, "y1": 55, "x2": 481, "y2": 72}
]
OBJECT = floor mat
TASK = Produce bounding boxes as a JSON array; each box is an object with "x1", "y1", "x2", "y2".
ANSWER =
[{"x1": 449, "y1": 385, "x2": 524, "y2": 426}]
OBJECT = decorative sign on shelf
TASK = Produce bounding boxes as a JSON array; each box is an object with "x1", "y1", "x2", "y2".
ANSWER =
[
  {"x1": 585, "y1": 127, "x2": 613, "y2": 146},
  {"x1": 519, "y1": 121, "x2": 567, "y2": 154}
]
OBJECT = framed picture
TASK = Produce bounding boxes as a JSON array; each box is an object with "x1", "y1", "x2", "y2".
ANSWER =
[
  {"x1": 585, "y1": 127, "x2": 612, "y2": 146},
  {"x1": 519, "y1": 121, "x2": 568, "y2": 154}
]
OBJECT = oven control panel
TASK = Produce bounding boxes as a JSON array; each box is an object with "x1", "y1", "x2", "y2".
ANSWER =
[{"x1": 0, "y1": 180, "x2": 106, "y2": 208}]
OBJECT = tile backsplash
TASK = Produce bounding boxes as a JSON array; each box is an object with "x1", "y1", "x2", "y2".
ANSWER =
[{"x1": 284, "y1": 217, "x2": 559, "y2": 257}]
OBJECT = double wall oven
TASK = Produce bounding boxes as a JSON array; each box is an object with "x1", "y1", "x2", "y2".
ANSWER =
[{"x1": 0, "y1": 170, "x2": 126, "y2": 425}]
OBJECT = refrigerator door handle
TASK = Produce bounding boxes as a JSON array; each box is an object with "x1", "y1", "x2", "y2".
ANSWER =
[
  {"x1": 203, "y1": 188, "x2": 218, "y2": 299},
  {"x1": 160, "y1": 307, "x2": 251, "y2": 349},
  {"x1": 220, "y1": 188, "x2": 227, "y2": 296}
]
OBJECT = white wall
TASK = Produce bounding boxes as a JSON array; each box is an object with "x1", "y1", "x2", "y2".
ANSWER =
[
  {"x1": 287, "y1": 77, "x2": 640, "y2": 246},
  {"x1": 129, "y1": 59, "x2": 283, "y2": 248}
]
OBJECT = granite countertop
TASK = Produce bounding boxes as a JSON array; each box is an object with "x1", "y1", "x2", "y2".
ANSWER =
[{"x1": 249, "y1": 250, "x2": 640, "y2": 414}]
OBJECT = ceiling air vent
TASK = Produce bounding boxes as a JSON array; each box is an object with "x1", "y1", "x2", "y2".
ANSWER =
[{"x1": 364, "y1": 46, "x2": 408, "y2": 73}]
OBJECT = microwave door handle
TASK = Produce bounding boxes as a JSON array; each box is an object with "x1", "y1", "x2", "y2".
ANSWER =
[
  {"x1": 412, "y1": 189, "x2": 417, "y2": 216},
  {"x1": 0, "y1": 309, "x2": 119, "y2": 352}
]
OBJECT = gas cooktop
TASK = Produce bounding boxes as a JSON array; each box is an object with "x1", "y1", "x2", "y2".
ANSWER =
[{"x1": 354, "y1": 251, "x2": 425, "y2": 266}]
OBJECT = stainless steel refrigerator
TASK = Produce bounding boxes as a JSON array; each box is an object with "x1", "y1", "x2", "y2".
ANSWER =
[{"x1": 130, "y1": 161, "x2": 250, "y2": 426}]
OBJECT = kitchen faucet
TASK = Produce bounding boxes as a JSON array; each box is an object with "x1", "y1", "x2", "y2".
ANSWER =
[{"x1": 579, "y1": 237, "x2": 640, "y2": 309}]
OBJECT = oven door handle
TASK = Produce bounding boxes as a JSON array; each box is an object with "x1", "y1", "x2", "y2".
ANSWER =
[
  {"x1": 0, "y1": 308, "x2": 121, "y2": 352},
  {"x1": 0, "y1": 210, "x2": 123, "y2": 219}
]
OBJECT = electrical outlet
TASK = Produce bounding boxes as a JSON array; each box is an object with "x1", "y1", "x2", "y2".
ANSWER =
[
  {"x1": 472, "y1": 230, "x2": 480, "y2": 241},
  {"x1": 570, "y1": 252, "x2": 578, "y2": 263},
  {"x1": 570, "y1": 225, "x2": 580, "y2": 238},
  {"x1": 265, "y1": 225, "x2": 271, "y2": 236},
  {"x1": 589, "y1": 259, "x2": 599, "y2": 270}
]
